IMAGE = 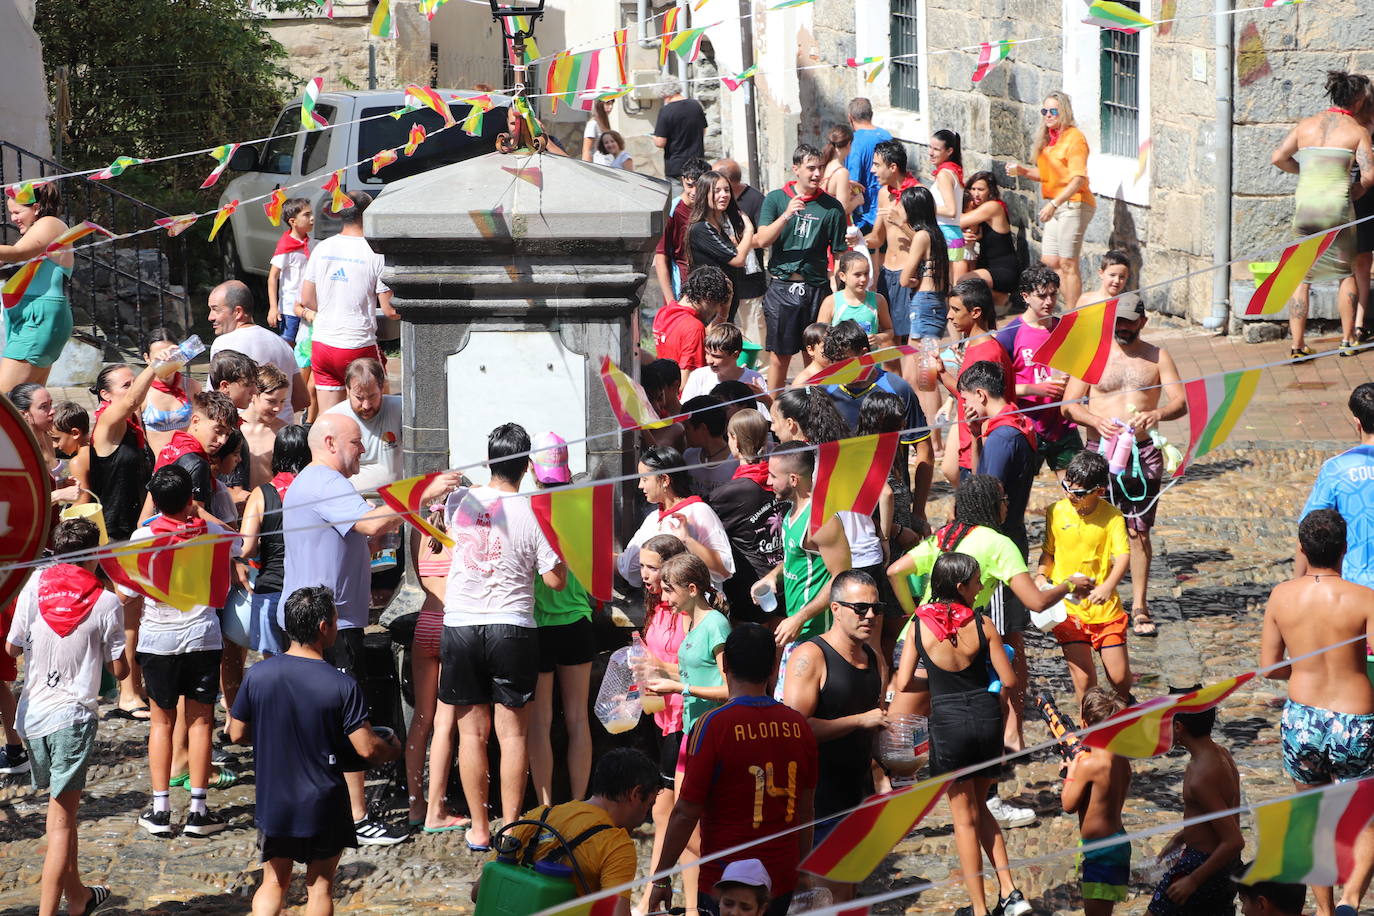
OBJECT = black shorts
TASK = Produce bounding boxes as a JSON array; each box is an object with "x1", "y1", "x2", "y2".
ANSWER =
[
  {"x1": 989, "y1": 583, "x2": 1029, "y2": 635},
  {"x1": 929, "y1": 688, "x2": 1003, "y2": 781},
  {"x1": 1355, "y1": 177, "x2": 1374, "y2": 254},
  {"x1": 324, "y1": 627, "x2": 369, "y2": 684},
  {"x1": 762, "y1": 280, "x2": 826, "y2": 356},
  {"x1": 137, "y1": 649, "x2": 222, "y2": 710},
  {"x1": 537, "y1": 617, "x2": 597, "y2": 673},
  {"x1": 440, "y1": 624, "x2": 539, "y2": 708},
  {"x1": 258, "y1": 827, "x2": 357, "y2": 865},
  {"x1": 659, "y1": 729, "x2": 683, "y2": 788},
  {"x1": 857, "y1": 562, "x2": 904, "y2": 620}
]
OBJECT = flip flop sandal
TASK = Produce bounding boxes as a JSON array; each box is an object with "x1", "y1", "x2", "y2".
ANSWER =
[
  {"x1": 77, "y1": 885, "x2": 112, "y2": 916},
  {"x1": 1132, "y1": 614, "x2": 1158, "y2": 637},
  {"x1": 107, "y1": 706, "x2": 151, "y2": 721},
  {"x1": 423, "y1": 817, "x2": 472, "y2": 834}
]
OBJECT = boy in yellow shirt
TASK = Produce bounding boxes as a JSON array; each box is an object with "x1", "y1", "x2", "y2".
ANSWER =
[{"x1": 1037, "y1": 451, "x2": 1133, "y2": 704}]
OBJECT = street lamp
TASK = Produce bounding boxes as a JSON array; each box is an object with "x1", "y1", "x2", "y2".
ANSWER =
[{"x1": 488, "y1": 0, "x2": 546, "y2": 92}]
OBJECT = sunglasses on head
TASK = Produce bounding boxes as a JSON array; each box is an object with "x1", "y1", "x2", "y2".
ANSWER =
[
  {"x1": 1062, "y1": 481, "x2": 1094, "y2": 498},
  {"x1": 1041, "y1": 107, "x2": 1060, "y2": 116},
  {"x1": 834, "y1": 600, "x2": 880, "y2": 617}
]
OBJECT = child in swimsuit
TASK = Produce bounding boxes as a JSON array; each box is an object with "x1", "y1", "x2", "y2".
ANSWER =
[{"x1": 817, "y1": 251, "x2": 894, "y2": 348}]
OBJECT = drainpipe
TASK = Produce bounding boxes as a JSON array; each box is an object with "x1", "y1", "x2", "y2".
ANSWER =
[
  {"x1": 739, "y1": 0, "x2": 761, "y2": 186},
  {"x1": 1203, "y1": 0, "x2": 1234, "y2": 331},
  {"x1": 638, "y1": 0, "x2": 652, "y2": 46}
]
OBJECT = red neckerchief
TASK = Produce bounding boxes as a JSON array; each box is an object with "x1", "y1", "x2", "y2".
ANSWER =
[
  {"x1": 96, "y1": 399, "x2": 146, "y2": 451},
  {"x1": 783, "y1": 180, "x2": 824, "y2": 203},
  {"x1": 731, "y1": 461, "x2": 772, "y2": 490},
  {"x1": 37, "y1": 564, "x2": 103, "y2": 638},
  {"x1": 270, "y1": 470, "x2": 296, "y2": 501},
  {"x1": 1328, "y1": 107, "x2": 1355, "y2": 117},
  {"x1": 148, "y1": 513, "x2": 209, "y2": 542},
  {"x1": 915, "y1": 601, "x2": 976, "y2": 645},
  {"x1": 274, "y1": 232, "x2": 309, "y2": 258},
  {"x1": 983, "y1": 404, "x2": 1038, "y2": 452},
  {"x1": 1047, "y1": 128, "x2": 1062, "y2": 148},
  {"x1": 887, "y1": 173, "x2": 920, "y2": 196},
  {"x1": 934, "y1": 161, "x2": 965, "y2": 186},
  {"x1": 151, "y1": 372, "x2": 186, "y2": 400},
  {"x1": 659, "y1": 495, "x2": 703, "y2": 522},
  {"x1": 155, "y1": 429, "x2": 207, "y2": 471}
]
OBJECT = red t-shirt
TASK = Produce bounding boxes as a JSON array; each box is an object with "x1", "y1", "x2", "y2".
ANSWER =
[
  {"x1": 652, "y1": 300, "x2": 706, "y2": 373},
  {"x1": 680, "y1": 695, "x2": 819, "y2": 895},
  {"x1": 955, "y1": 335, "x2": 1017, "y2": 470},
  {"x1": 654, "y1": 199, "x2": 692, "y2": 282}
]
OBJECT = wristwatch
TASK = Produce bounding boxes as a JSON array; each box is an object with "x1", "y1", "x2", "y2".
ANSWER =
[{"x1": 682, "y1": 684, "x2": 693, "y2": 698}]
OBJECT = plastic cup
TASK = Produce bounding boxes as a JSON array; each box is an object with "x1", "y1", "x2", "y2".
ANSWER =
[{"x1": 751, "y1": 581, "x2": 777, "y2": 613}]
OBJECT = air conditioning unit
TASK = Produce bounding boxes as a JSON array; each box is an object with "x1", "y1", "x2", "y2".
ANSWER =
[{"x1": 631, "y1": 69, "x2": 662, "y2": 102}]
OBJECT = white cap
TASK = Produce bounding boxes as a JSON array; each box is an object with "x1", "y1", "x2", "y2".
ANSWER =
[
  {"x1": 1115, "y1": 292, "x2": 1144, "y2": 321},
  {"x1": 714, "y1": 859, "x2": 772, "y2": 895}
]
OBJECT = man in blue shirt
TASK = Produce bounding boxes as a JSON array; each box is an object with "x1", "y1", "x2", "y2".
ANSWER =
[
  {"x1": 843, "y1": 98, "x2": 892, "y2": 234},
  {"x1": 1300, "y1": 382, "x2": 1374, "y2": 588}
]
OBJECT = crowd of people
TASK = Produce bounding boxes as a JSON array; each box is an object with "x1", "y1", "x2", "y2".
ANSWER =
[{"x1": 0, "y1": 75, "x2": 1373, "y2": 916}]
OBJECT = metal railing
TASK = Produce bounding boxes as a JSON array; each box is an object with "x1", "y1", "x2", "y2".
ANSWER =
[{"x1": 0, "y1": 140, "x2": 190, "y2": 356}]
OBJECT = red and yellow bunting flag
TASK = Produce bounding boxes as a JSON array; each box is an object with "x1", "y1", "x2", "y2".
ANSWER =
[
  {"x1": 302, "y1": 77, "x2": 329, "y2": 130},
  {"x1": 405, "y1": 84, "x2": 456, "y2": 127},
  {"x1": 321, "y1": 169, "x2": 353, "y2": 213},
  {"x1": 1245, "y1": 229, "x2": 1340, "y2": 316},
  {"x1": 200, "y1": 144, "x2": 240, "y2": 189},
  {"x1": 100, "y1": 528, "x2": 233, "y2": 613},
  {"x1": 545, "y1": 894, "x2": 620, "y2": 916},
  {"x1": 378, "y1": 473, "x2": 455, "y2": 549},
  {"x1": 801, "y1": 776, "x2": 951, "y2": 883},
  {"x1": 531, "y1": 482, "x2": 615, "y2": 601},
  {"x1": 1083, "y1": 673, "x2": 1255, "y2": 758},
  {"x1": 404, "y1": 123, "x2": 427, "y2": 156},
  {"x1": 45, "y1": 221, "x2": 113, "y2": 254},
  {"x1": 154, "y1": 214, "x2": 199, "y2": 237},
  {"x1": 372, "y1": 148, "x2": 399, "y2": 172},
  {"x1": 1, "y1": 260, "x2": 41, "y2": 310},
  {"x1": 264, "y1": 188, "x2": 288, "y2": 227},
  {"x1": 1033, "y1": 298, "x2": 1118, "y2": 384},
  {"x1": 805, "y1": 345, "x2": 917, "y2": 387},
  {"x1": 811, "y1": 432, "x2": 900, "y2": 536},
  {"x1": 91, "y1": 156, "x2": 147, "y2": 180},
  {"x1": 658, "y1": 7, "x2": 681, "y2": 67},
  {"x1": 208, "y1": 200, "x2": 237, "y2": 242},
  {"x1": 4, "y1": 181, "x2": 44, "y2": 204},
  {"x1": 613, "y1": 28, "x2": 629, "y2": 84},
  {"x1": 600, "y1": 357, "x2": 674, "y2": 430}
]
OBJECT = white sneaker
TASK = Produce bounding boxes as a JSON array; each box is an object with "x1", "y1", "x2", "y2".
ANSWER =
[{"x1": 986, "y1": 796, "x2": 1036, "y2": 828}]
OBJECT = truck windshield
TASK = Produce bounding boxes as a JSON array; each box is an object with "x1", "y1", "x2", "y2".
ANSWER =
[{"x1": 357, "y1": 102, "x2": 508, "y2": 183}]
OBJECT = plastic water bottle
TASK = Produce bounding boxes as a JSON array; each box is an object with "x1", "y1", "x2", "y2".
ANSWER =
[
  {"x1": 1108, "y1": 424, "x2": 1135, "y2": 475},
  {"x1": 152, "y1": 334, "x2": 205, "y2": 379},
  {"x1": 916, "y1": 338, "x2": 939, "y2": 392},
  {"x1": 627, "y1": 632, "x2": 665, "y2": 715}
]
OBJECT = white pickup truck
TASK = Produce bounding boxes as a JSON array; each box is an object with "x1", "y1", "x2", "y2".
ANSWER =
[{"x1": 216, "y1": 88, "x2": 511, "y2": 280}]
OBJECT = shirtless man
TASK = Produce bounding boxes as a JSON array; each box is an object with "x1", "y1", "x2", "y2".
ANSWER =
[
  {"x1": 1077, "y1": 250, "x2": 1132, "y2": 308},
  {"x1": 1061, "y1": 294, "x2": 1186, "y2": 636},
  {"x1": 1063, "y1": 688, "x2": 1133, "y2": 916},
  {"x1": 865, "y1": 140, "x2": 920, "y2": 341},
  {"x1": 1147, "y1": 703, "x2": 1244, "y2": 916},
  {"x1": 241, "y1": 364, "x2": 288, "y2": 490},
  {"x1": 1260, "y1": 508, "x2": 1374, "y2": 916}
]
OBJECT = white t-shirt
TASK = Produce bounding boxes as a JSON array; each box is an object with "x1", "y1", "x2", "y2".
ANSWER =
[
  {"x1": 270, "y1": 248, "x2": 310, "y2": 315},
  {"x1": 684, "y1": 447, "x2": 739, "y2": 499},
  {"x1": 302, "y1": 233, "x2": 389, "y2": 350},
  {"x1": 211, "y1": 324, "x2": 298, "y2": 423},
  {"x1": 8, "y1": 571, "x2": 125, "y2": 740},
  {"x1": 618, "y1": 497, "x2": 735, "y2": 588},
  {"x1": 838, "y1": 511, "x2": 884, "y2": 567},
  {"x1": 680, "y1": 365, "x2": 765, "y2": 403},
  {"x1": 325, "y1": 395, "x2": 402, "y2": 494},
  {"x1": 443, "y1": 486, "x2": 560, "y2": 629},
  {"x1": 130, "y1": 521, "x2": 239, "y2": 655}
]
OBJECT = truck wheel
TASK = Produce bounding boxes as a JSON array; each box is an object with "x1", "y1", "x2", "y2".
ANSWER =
[{"x1": 218, "y1": 225, "x2": 244, "y2": 282}]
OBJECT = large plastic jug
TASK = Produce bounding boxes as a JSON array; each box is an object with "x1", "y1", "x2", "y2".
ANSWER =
[
  {"x1": 594, "y1": 645, "x2": 642, "y2": 734},
  {"x1": 627, "y1": 632, "x2": 665, "y2": 715}
]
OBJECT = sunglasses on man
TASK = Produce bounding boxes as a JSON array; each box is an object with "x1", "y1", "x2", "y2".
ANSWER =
[{"x1": 834, "y1": 600, "x2": 880, "y2": 617}]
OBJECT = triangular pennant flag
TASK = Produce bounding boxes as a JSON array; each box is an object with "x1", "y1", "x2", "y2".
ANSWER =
[
  {"x1": 154, "y1": 214, "x2": 199, "y2": 237},
  {"x1": 4, "y1": 181, "x2": 44, "y2": 204},
  {"x1": 811, "y1": 432, "x2": 900, "y2": 536},
  {"x1": 1174, "y1": 370, "x2": 1261, "y2": 478},
  {"x1": 302, "y1": 77, "x2": 329, "y2": 130},
  {"x1": 316, "y1": 0, "x2": 334, "y2": 16},
  {"x1": 405, "y1": 84, "x2": 456, "y2": 127},
  {"x1": 321, "y1": 169, "x2": 354, "y2": 213},
  {"x1": 378, "y1": 474, "x2": 456, "y2": 549},
  {"x1": 1241, "y1": 778, "x2": 1374, "y2": 887},
  {"x1": 589, "y1": 84, "x2": 634, "y2": 102},
  {"x1": 658, "y1": 7, "x2": 681, "y2": 68},
  {"x1": 44, "y1": 221, "x2": 113, "y2": 254},
  {"x1": 1083, "y1": 0, "x2": 1157, "y2": 32},
  {"x1": 200, "y1": 144, "x2": 240, "y2": 189},
  {"x1": 370, "y1": 0, "x2": 393, "y2": 37},
  {"x1": 531, "y1": 482, "x2": 615, "y2": 601},
  {"x1": 513, "y1": 96, "x2": 544, "y2": 143},
  {"x1": 972, "y1": 40, "x2": 1013, "y2": 83},
  {"x1": 208, "y1": 200, "x2": 238, "y2": 242},
  {"x1": 600, "y1": 356, "x2": 675, "y2": 430},
  {"x1": 1032, "y1": 298, "x2": 1118, "y2": 384},
  {"x1": 668, "y1": 27, "x2": 708, "y2": 63},
  {"x1": 100, "y1": 529, "x2": 233, "y2": 613},
  {"x1": 1, "y1": 260, "x2": 41, "y2": 310},
  {"x1": 460, "y1": 94, "x2": 494, "y2": 136},
  {"x1": 264, "y1": 188, "x2": 288, "y2": 227},
  {"x1": 845, "y1": 56, "x2": 886, "y2": 83},
  {"x1": 1245, "y1": 229, "x2": 1341, "y2": 315},
  {"x1": 805, "y1": 345, "x2": 918, "y2": 387},
  {"x1": 720, "y1": 65, "x2": 758, "y2": 91},
  {"x1": 546, "y1": 50, "x2": 601, "y2": 113},
  {"x1": 501, "y1": 165, "x2": 544, "y2": 189},
  {"x1": 800, "y1": 776, "x2": 952, "y2": 883},
  {"x1": 1135, "y1": 137, "x2": 1152, "y2": 182},
  {"x1": 91, "y1": 156, "x2": 147, "y2": 180},
  {"x1": 372, "y1": 148, "x2": 399, "y2": 172},
  {"x1": 404, "y1": 123, "x2": 428, "y2": 156},
  {"x1": 1083, "y1": 673, "x2": 1255, "y2": 758}
]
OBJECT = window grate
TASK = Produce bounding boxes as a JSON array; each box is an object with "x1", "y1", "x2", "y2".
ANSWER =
[
  {"x1": 1099, "y1": 3, "x2": 1141, "y2": 157},
  {"x1": 889, "y1": 0, "x2": 920, "y2": 113}
]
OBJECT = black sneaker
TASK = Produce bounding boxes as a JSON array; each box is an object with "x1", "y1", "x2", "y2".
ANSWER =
[
  {"x1": 0, "y1": 744, "x2": 30, "y2": 775},
  {"x1": 183, "y1": 809, "x2": 227, "y2": 837},
  {"x1": 354, "y1": 816, "x2": 409, "y2": 846},
  {"x1": 999, "y1": 889, "x2": 1031, "y2": 916},
  {"x1": 211, "y1": 747, "x2": 238, "y2": 767},
  {"x1": 138, "y1": 808, "x2": 174, "y2": 837}
]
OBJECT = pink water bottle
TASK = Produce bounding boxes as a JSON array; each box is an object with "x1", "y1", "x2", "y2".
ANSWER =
[{"x1": 1108, "y1": 425, "x2": 1135, "y2": 475}]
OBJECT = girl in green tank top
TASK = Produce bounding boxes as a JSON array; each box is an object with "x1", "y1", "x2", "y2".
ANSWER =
[{"x1": 817, "y1": 251, "x2": 894, "y2": 343}]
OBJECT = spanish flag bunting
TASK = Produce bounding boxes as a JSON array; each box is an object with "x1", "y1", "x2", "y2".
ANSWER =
[
  {"x1": 404, "y1": 123, "x2": 427, "y2": 156},
  {"x1": 600, "y1": 357, "x2": 674, "y2": 430},
  {"x1": 1174, "y1": 369, "x2": 1261, "y2": 478},
  {"x1": 321, "y1": 169, "x2": 353, "y2": 213},
  {"x1": 4, "y1": 181, "x2": 43, "y2": 204},
  {"x1": 1241, "y1": 778, "x2": 1374, "y2": 887},
  {"x1": 720, "y1": 65, "x2": 758, "y2": 92},
  {"x1": 378, "y1": 474, "x2": 456, "y2": 549},
  {"x1": 1244, "y1": 229, "x2": 1340, "y2": 316},
  {"x1": 370, "y1": 0, "x2": 393, "y2": 37},
  {"x1": 91, "y1": 156, "x2": 147, "y2": 180},
  {"x1": 99, "y1": 523, "x2": 233, "y2": 613},
  {"x1": 1032, "y1": 297, "x2": 1117, "y2": 384},
  {"x1": 811, "y1": 432, "x2": 900, "y2": 536},
  {"x1": 208, "y1": 200, "x2": 237, "y2": 242},
  {"x1": 800, "y1": 776, "x2": 951, "y2": 883},
  {"x1": 613, "y1": 27, "x2": 629, "y2": 84},
  {"x1": 972, "y1": 39, "x2": 1013, "y2": 83},
  {"x1": 805, "y1": 345, "x2": 917, "y2": 387},
  {"x1": 154, "y1": 214, "x2": 199, "y2": 237},
  {"x1": 1, "y1": 260, "x2": 41, "y2": 310},
  {"x1": 658, "y1": 7, "x2": 681, "y2": 68},
  {"x1": 264, "y1": 188, "x2": 288, "y2": 227},
  {"x1": 531, "y1": 482, "x2": 615, "y2": 601},
  {"x1": 44, "y1": 221, "x2": 113, "y2": 254},
  {"x1": 302, "y1": 77, "x2": 329, "y2": 130},
  {"x1": 200, "y1": 144, "x2": 240, "y2": 189},
  {"x1": 1082, "y1": 673, "x2": 1255, "y2": 758},
  {"x1": 372, "y1": 148, "x2": 399, "y2": 172},
  {"x1": 1082, "y1": 0, "x2": 1157, "y2": 31},
  {"x1": 405, "y1": 84, "x2": 456, "y2": 128}
]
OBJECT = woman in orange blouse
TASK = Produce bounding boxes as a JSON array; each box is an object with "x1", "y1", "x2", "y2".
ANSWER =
[{"x1": 1008, "y1": 91, "x2": 1096, "y2": 307}]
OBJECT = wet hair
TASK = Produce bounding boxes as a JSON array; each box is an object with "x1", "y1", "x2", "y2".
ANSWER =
[
  {"x1": 643, "y1": 533, "x2": 688, "y2": 565},
  {"x1": 857, "y1": 388, "x2": 905, "y2": 438},
  {"x1": 1064, "y1": 449, "x2": 1109, "y2": 491},
  {"x1": 52, "y1": 401, "x2": 90, "y2": 436},
  {"x1": 932, "y1": 129, "x2": 963, "y2": 168},
  {"x1": 255, "y1": 363, "x2": 289, "y2": 395},
  {"x1": 661, "y1": 552, "x2": 722, "y2": 610},
  {"x1": 1298, "y1": 508, "x2": 1347, "y2": 569},
  {"x1": 344, "y1": 357, "x2": 386, "y2": 390},
  {"x1": 148, "y1": 464, "x2": 194, "y2": 516},
  {"x1": 1100, "y1": 249, "x2": 1131, "y2": 271},
  {"x1": 339, "y1": 190, "x2": 373, "y2": 227},
  {"x1": 704, "y1": 322, "x2": 744, "y2": 354},
  {"x1": 681, "y1": 395, "x2": 727, "y2": 437},
  {"x1": 141, "y1": 327, "x2": 181, "y2": 356},
  {"x1": 641, "y1": 358, "x2": 681, "y2": 401},
  {"x1": 681, "y1": 158, "x2": 713, "y2": 187},
  {"x1": 773, "y1": 387, "x2": 850, "y2": 444},
  {"x1": 1033, "y1": 90, "x2": 1078, "y2": 160},
  {"x1": 847, "y1": 97, "x2": 874, "y2": 122},
  {"x1": 833, "y1": 250, "x2": 871, "y2": 291},
  {"x1": 929, "y1": 551, "x2": 981, "y2": 603},
  {"x1": 1234, "y1": 880, "x2": 1307, "y2": 914},
  {"x1": 640, "y1": 446, "x2": 693, "y2": 500},
  {"x1": 688, "y1": 170, "x2": 744, "y2": 241},
  {"x1": 1017, "y1": 264, "x2": 1061, "y2": 295},
  {"x1": 1350, "y1": 382, "x2": 1374, "y2": 434},
  {"x1": 283, "y1": 197, "x2": 312, "y2": 223},
  {"x1": 682, "y1": 265, "x2": 733, "y2": 310},
  {"x1": 214, "y1": 428, "x2": 244, "y2": 460},
  {"x1": 792, "y1": 143, "x2": 822, "y2": 166},
  {"x1": 1172, "y1": 701, "x2": 1216, "y2": 738},
  {"x1": 821, "y1": 123, "x2": 854, "y2": 168},
  {"x1": 832, "y1": 567, "x2": 877, "y2": 601},
  {"x1": 952, "y1": 276, "x2": 996, "y2": 331},
  {"x1": 955, "y1": 359, "x2": 1007, "y2": 396},
  {"x1": 767, "y1": 437, "x2": 814, "y2": 478},
  {"x1": 91, "y1": 364, "x2": 132, "y2": 401},
  {"x1": 711, "y1": 380, "x2": 756, "y2": 412},
  {"x1": 1326, "y1": 70, "x2": 1372, "y2": 112},
  {"x1": 903, "y1": 186, "x2": 950, "y2": 294},
  {"x1": 596, "y1": 129, "x2": 627, "y2": 156},
  {"x1": 52, "y1": 518, "x2": 100, "y2": 556},
  {"x1": 822, "y1": 320, "x2": 870, "y2": 363},
  {"x1": 723, "y1": 622, "x2": 773, "y2": 684},
  {"x1": 209, "y1": 349, "x2": 258, "y2": 390},
  {"x1": 192, "y1": 390, "x2": 238, "y2": 428},
  {"x1": 802, "y1": 321, "x2": 829, "y2": 351},
  {"x1": 588, "y1": 748, "x2": 661, "y2": 803},
  {"x1": 728, "y1": 409, "x2": 770, "y2": 462},
  {"x1": 488, "y1": 422, "x2": 532, "y2": 485},
  {"x1": 283, "y1": 585, "x2": 337, "y2": 645},
  {"x1": 272, "y1": 424, "x2": 312, "y2": 474},
  {"x1": 964, "y1": 169, "x2": 1002, "y2": 201},
  {"x1": 1081, "y1": 686, "x2": 1126, "y2": 726},
  {"x1": 8, "y1": 382, "x2": 44, "y2": 413},
  {"x1": 873, "y1": 139, "x2": 908, "y2": 173}
]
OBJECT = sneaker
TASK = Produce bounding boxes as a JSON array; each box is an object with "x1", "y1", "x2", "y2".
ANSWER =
[
  {"x1": 986, "y1": 796, "x2": 1037, "y2": 828},
  {"x1": 999, "y1": 889, "x2": 1032, "y2": 916},
  {"x1": 0, "y1": 744, "x2": 31, "y2": 775},
  {"x1": 211, "y1": 747, "x2": 238, "y2": 767},
  {"x1": 1340, "y1": 340, "x2": 1360, "y2": 358},
  {"x1": 183, "y1": 809, "x2": 227, "y2": 837},
  {"x1": 354, "y1": 816, "x2": 409, "y2": 846},
  {"x1": 138, "y1": 808, "x2": 174, "y2": 837}
]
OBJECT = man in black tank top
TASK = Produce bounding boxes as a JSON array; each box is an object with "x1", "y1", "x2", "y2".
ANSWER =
[{"x1": 781, "y1": 569, "x2": 885, "y2": 902}]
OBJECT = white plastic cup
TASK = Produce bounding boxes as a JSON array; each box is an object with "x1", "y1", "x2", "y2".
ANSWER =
[{"x1": 751, "y1": 581, "x2": 777, "y2": 613}]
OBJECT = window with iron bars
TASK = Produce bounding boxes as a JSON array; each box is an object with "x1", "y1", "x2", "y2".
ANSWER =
[
  {"x1": 889, "y1": 0, "x2": 920, "y2": 112},
  {"x1": 1099, "y1": 2, "x2": 1141, "y2": 157}
]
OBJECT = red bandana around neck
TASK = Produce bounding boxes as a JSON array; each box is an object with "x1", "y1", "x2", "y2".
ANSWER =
[
  {"x1": 155, "y1": 429, "x2": 207, "y2": 471},
  {"x1": 915, "y1": 600, "x2": 976, "y2": 644},
  {"x1": 783, "y1": 180, "x2": 823, "y2": 203},
  {"x1": 732, "y1": 461, "x2": 772, "y2": 490},
  {"x1": 37, "y1": 564, "x2": 104, "y2": 637},
  {"x1": 659, "y1": 495, "x2": 703, "y2": 522},
  {"x1": 889, "y1": 173, "x2": 920, "y2": 196},
  {"x1": 151, "y1": 373, "x2": 186, "y2": 400},
  {"x1": 270, "y1": 470, "x2": 296, "y2": 501},
  {"x1": 148, "y1": 513, "x2": 209, "y2": 542},
  {"x1": 984, "y1": 404, "x2": 1039, "y2": 451},
  {"x1": 274, "y1": 232, "x2": 310, "y2": 258}
]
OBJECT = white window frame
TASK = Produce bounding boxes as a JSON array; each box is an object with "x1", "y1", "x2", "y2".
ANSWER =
[
  {"x1": 1060, "y1": 0, "x2": 1151, "y2": 206},
  {"x1": 857, "y1": 0, "x2": 929, "y2": 142}
]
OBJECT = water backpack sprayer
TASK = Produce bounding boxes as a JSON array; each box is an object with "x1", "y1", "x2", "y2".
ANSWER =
[{"x1": 472, "y1": 807, "x2": 610, "y2": 916}]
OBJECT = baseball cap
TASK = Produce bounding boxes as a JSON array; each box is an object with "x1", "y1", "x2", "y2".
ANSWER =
[
  {"x1": 530, "y1": 431, "x2": 571, "y2": 484},
  {"x1": 714, "y1": 859, "x2": 771, "y2": 895},
  {"x1": 1115, "y1": 292, "x2": 1144, "y2": 321}
]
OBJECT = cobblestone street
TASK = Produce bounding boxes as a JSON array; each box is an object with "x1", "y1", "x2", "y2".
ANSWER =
[{"x1": 3, "y1": 330, "x2": 1370, "y2": 915}]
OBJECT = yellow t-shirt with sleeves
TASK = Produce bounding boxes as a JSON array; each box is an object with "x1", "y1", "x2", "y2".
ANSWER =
[
  {"x1": 1043, "y1": 498, "x2": 1130, "y2": 625},
  {"x1": 505, "y1": 801, "x2": 637, "y2": 898}
]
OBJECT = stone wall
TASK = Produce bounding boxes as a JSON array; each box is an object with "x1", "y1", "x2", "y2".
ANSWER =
[{"x1": 263, "y1": 0, "x2": 432, "y2": 92}]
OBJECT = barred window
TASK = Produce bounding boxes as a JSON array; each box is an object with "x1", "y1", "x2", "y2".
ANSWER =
[
  {"x1": 1099, "y1": 2, "x2": 1141, "y2": 156},
  {"x1": 889, "y1": 0, "x2": 920, "y2": 112}
]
